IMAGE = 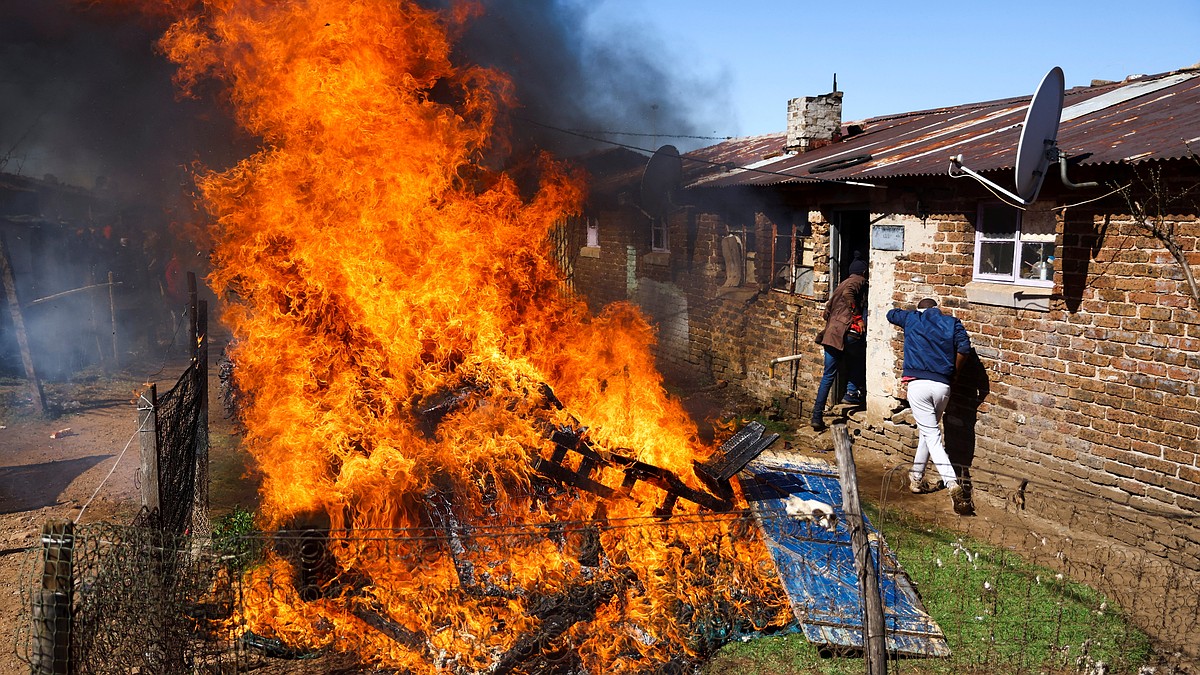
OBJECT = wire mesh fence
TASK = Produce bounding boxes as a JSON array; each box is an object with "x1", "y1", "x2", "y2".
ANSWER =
[
  {"x1": 15, "y1": 464, "x2": 1200, "y2": 674},
  {"x1": 132, "y1": 358, "x2": 206, "y2": 536},
  {"x1": 17, "y1": 515, "x2": 787, "y2": 674}
]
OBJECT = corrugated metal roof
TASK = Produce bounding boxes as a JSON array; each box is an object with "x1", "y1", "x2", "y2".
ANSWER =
[{"x1": 684, "y1": 68, "x2": 1200, "y2": 190}]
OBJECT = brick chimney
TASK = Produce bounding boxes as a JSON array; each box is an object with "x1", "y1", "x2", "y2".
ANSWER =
[{"x1": 785, "y1": 90, "x2": 843, "y2": 153}]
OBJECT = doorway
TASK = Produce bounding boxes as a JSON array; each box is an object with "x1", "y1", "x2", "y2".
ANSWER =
[
  {"x1": 828, "y1": 209, "x2": 871, "y2": 405},
  {"x1": 829, "y1": 210, "x2": 870, "y2": 290}
]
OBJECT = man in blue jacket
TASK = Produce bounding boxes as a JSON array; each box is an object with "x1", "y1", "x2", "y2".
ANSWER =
[{"x1": 886, "y1": 298, "x2": 974, "y2": 515}]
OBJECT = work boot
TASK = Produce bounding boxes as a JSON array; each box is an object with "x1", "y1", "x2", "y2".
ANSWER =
[
  {"x1": 949, "y1": 484, "x2": 974, "y2": 515},
  {"x1": 810, "y1": 417, "x2": 827, "y2": 432}
]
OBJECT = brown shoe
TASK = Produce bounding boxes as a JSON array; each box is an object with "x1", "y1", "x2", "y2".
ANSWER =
[{"x1": 949, "y1": 484, "x2": 974, "y2": 515}]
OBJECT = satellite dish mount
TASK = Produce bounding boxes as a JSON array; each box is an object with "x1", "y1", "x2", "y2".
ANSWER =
[{"x1": 949, "y1": 66, "x2": 1089, "y2": 206}]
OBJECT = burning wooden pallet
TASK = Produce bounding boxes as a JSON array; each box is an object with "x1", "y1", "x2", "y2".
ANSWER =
[
  {"x1": 413, "y1": 379, "x2": 780, "y2": 517},
  {"x1": 532, "y1": 420, "x2": 778, "y2": 516}
]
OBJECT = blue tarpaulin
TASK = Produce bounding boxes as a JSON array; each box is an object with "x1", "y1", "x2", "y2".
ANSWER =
[{"x1": 739, "y1": 452, "x2": 950, "y2": 657}]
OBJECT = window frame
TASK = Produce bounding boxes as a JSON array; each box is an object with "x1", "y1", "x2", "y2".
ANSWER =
[
  {"x1": 770, "y1": 218, "x2": 813, "y2": 295},
  {"x1": 650, "y1": 216, "x2": 669, "y2": 252},
  {"x1": 973, "y1": 202, "x2": 1056, "y2": 287}
]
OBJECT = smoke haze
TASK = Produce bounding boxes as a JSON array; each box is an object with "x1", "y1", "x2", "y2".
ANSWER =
[
  {"x1": 0, "y1": 0, "x2": 730, "y2": 379},
  {"x1": 1, "y1": 0, "x2": 730, "y2": 193},
  {"x1": 0, "y1": 1, "x2": 246, "y2": 204}
]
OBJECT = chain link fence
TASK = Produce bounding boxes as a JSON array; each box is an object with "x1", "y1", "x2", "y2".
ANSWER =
[{"x1": 132, "y1": 358, "x2": 208, "y2": 537}]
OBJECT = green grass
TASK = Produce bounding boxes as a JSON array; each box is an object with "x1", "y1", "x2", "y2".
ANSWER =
[
  {"x1": 702, "y1": 506, "x2": 1154, "y2": 674},
  {"x1": 702, "y1": 631, "x2": 869, "y2": 675}
]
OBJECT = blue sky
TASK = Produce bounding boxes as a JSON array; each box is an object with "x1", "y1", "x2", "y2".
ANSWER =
[{"x1": 582, "y1": 1, "x2": 1200, "y2": 144}]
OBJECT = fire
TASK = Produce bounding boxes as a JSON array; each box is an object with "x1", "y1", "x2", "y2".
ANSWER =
[{"x1": 138, "y1": 0, "x2": 787, "y2": 670}]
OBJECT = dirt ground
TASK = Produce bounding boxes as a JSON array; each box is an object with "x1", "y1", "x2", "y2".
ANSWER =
[
  {"x1": 1, "y1": 349, "x2": 1196, "y2": 674},
  {"x1": 0, "y1": 334, "x2": 254, "y2": 675}
]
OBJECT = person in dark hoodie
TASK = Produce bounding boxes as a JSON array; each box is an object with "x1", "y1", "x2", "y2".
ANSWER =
[
  {"x1": 811, "y1": 253, "x2": 868, "y2": 431},
  {"x1": 886, "y1": 297, "x2": 975, "y2": 515}
]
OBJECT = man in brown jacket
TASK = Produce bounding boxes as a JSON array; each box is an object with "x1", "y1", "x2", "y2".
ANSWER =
[{"x1": 811, "y1": 254, "x2": 868, "y2": 431}]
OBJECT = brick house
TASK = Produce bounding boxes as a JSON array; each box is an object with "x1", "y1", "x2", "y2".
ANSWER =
[{"x1": 568, "y1": 65, "x2": 1200, "y2": 568}]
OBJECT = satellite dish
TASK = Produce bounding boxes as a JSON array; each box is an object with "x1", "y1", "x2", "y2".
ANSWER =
[
  {"x1": 640, "y1": 144, "x2": 682, "y2": 218},
  {"x1": 950, "y1": 67, "x2": 1073, "y2": 206},
  {"x1": 1014, "y1": 66, "x2": 1064, "y2": 202}
]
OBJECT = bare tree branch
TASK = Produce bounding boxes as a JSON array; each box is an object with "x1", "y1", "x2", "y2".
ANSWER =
[{"x1": 1115, "y1": 155, "x2": 1200, "y2": 309}]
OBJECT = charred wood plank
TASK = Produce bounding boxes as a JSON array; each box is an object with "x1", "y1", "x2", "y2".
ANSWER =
[
  {"x1": 530, "y1": 457, "x2": 617, "y2": 499},
  {"x1": 350, "y1": 603, "x2": 426, "y2": 649},
  {"x1": 536, "y1": 429, "x2": 738, "y2": 512},
  {"x1": 694, "y1": 421, "x2": 779, "y2": 497},
  {"x1": 491, "y1": 576, "x2": 627, "y2": 675},
  {"x1": 610, "y1": 456, "x2": 735, "y2": 513}
]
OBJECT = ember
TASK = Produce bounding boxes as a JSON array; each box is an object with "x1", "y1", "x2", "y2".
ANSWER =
[{"x1": 127, "y1": 0, "x2": 790, "y2": 671}]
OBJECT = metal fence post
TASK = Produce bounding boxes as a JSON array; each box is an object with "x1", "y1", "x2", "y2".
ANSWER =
[{"x1": 31, "y1": 520, "x2": 74, "y2": 674}]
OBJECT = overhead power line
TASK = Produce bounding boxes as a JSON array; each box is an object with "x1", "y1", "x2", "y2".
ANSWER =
[{"x1": 513, "y1": 116, "x2": 880, "y2": 188}]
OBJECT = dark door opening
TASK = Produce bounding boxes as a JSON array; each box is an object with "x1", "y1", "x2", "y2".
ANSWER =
[
  {"x1": 829, "y1": 210, "x2": 870, "y2": 290},
  {"x1": 829, "y1": 210, "x2": 870, "y2": 404}
]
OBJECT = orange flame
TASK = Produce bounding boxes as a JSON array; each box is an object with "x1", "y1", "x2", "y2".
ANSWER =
[{"x1": 140, "y1": 0, "x2": 786, "y2": 669}]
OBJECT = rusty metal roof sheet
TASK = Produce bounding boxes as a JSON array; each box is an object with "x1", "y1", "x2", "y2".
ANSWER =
[{"x1": 684, "y1": 68, "x2": 1200, "y2": 190}]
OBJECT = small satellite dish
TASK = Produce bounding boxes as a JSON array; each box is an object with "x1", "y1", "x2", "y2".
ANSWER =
[
  {"x1": 950, "y1": 66, "x2": 1076, "y2": 205},
  {"x1": 640, "y1": 145, "x2": 682, "y2": 218}
]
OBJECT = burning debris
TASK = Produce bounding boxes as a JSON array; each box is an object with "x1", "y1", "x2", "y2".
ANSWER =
[{"x1": 102, "y1": 0, "x2": 793, "y2": 671}]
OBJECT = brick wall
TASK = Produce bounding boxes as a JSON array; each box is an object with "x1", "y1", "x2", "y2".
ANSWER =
[{"x1": 572, "y1": 207, "x2": 636, "y2": 313}]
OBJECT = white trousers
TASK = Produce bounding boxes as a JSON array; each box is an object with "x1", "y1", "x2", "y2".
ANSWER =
[{"x1": 907, "y1": 379, "x2": 958, "y2": 487}]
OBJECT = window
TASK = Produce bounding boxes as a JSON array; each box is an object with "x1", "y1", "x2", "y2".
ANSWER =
[
  {"x1": 585, "y1": 217, "x2": 599, "y2": 248},
  {"x1": 720, "y1": 222, "x2": 753, "y2": 288},
  {"x1": 771, "y1": 218, "x2": 813, "y2": 294},
  {"x1": 651, "y1": 216, "x2": 668, "y2": 252},
  {"x1": 974, "y1": 203, "x2": 1056, "y2": 285}
]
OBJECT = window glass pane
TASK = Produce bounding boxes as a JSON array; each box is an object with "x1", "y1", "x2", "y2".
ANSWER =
[
  {"x1": 773, "y1": 223, "x2": 794, "y2": 270},
  {"x1": 651, "y1": 217, "x2": 667, "y2": 250},
  {"x1": 980, "y1": 204, "x2": 1019, "y2": 238},
  {"x1": 1020, "y1": 242, "x2": 1056, "y2": 281},
  {"x1": 773, "y1": 263, "x2": 795, "y2": 291},
  {"x1": 585, "y1": 217, "x2": 599, "y2": 247},
  {"x1": 978, "y1": 241, "x2": 1015, "y2": 276}
]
